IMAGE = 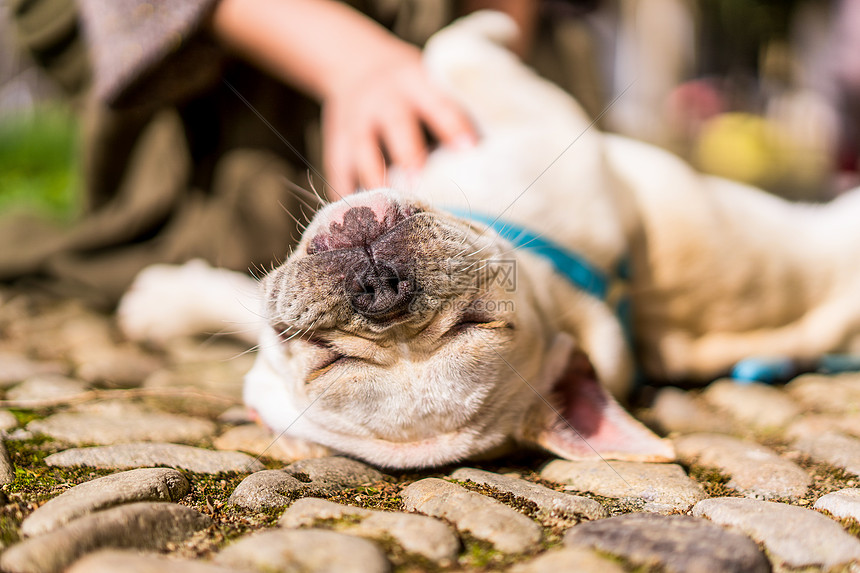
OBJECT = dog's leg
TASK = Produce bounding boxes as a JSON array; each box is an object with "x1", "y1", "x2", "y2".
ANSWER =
[
  {"x1": 422, "y1": 11, "x2": 593, "y2": 134},
  {"x1": 118, "y1": 259, "x2": 263, "y2": 345},
  {"x1": 659, "y1": 292, "x2": 860, "y2": 379}
]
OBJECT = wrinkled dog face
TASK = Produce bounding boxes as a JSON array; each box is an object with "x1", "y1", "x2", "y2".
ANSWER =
[{"x1": 256, "y1": 189, "x2": 558, "y2": 467}]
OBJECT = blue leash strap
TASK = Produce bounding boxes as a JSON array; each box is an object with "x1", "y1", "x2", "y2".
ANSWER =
[
  {"x1": 731, "y1": 354, "x2": 860, "y2": 385},
  {"x1": 447, "y1": 208, "x2": 611, "y2": 300}
]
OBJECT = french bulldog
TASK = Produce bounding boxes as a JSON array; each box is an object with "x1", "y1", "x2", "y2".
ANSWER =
[{"x1": 119, "y1": 12, "x2": 860, "y2": 468}]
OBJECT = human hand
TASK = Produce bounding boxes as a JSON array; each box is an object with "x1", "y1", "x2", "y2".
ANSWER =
[
  {"x1": 212, "y1": 0, "x2": 478, "y2": 198},
  {"x1": 321, "y1": 45, "x2": 477, "y2": 199}
]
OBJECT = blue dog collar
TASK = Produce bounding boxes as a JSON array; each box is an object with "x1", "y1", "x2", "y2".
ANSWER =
[{"x1": 447, "y1": 208, "x2": 612, "y2": 300}]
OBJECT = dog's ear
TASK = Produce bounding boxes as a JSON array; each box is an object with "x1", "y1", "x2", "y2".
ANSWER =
[{"x1": 519, "y1": 349, "x2": 674, "y2": 462}]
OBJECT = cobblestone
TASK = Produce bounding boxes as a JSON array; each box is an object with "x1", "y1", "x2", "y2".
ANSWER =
[
  {"x1": 141, "y1": 361, "x2": 251, "y2": 418},
  {"x1": 450, "y1": 467, "x2": 607, "y2": 523},
  {"x1": 229, "y1": 456, "x2": 384, "y2": 510},
  {"x1": 0, "y1": 502, "x2": 211, "y2": 573},
  {"x1": 280, "y1": 497, "x2": 460, "y2": 563},
  {"x1": 67, "y1": 550, "x2": 243, "y2": 573},
  {"x1": 787, "y1": 372, "x2": 860, "y2": 413},
  {"x1": 693, "y1": 497, "x2": 860, "y2": 569},
  {"x1": 73, "y1": 345, "x2": 162, "y2": 388},
  {"x1": 213, "y1": 424, "x2": 296, "y2": 461},
  {"x1": 0, "y1": 409, "x2": 18, "y2": 431},
  {"x1": 792, "y1": 431, "x2": 860, "y2": 476},
  {"x1": 648, "y1": 386, "x2": 733, "y2": 435},
  {"x1": 674, "y1": 433, "x2": 810, "y2": 499},
  {"x1": 143, "y1": 361, "x2": 250, "y2": 402},
  {"x1": 284, "y1": 456, "x2": 384, "y2": 492},
  {"x1": 6, "y1": 375, "x2": 90, "y2": 403},
  {"x1": 564, "y1": 513, "x2": 770, "y2": 573},
  {"x1": 786, "y1": 413, "x2": 860, "y2": 439},
  {"x1": 21, "y1": 468, "x2": 190, "y2": 536},
  {"x1": 217, "y1": 406, "x2": 254, "y2": 425},
  {"x1": 702, "y1": 379, "x2": 801, "y2": 430},
  {"x1": 215, "y1": 528, "x2": 390, "y2": 573},
  {"x1": 540, "y1": 460, "x2": 707, "y2": 513},
  {"x1": 218, "y1": 428, "x2": 333, "y2": 463},
  {"x1": 401, "y1": 478, "x2": 542, "y2": 553},
  {"x1": 814, "y1": 488, "x2": 860, "y2": 521},
  {"x1": 44, "y1": 443, "x2": 264, "y2": 473},
  {"x1": 228, "y1": 469, "x2": 307, "y2": 510},
  {"x1": 510, "y1": 547, "x2": 626, "y2": 573},
  {"x1": 0, "y1": 439, "x2": 14, "y2": 484},
  {"x1": 29, "y1": 401, "x2": 216, "y2": 445},
  {"x1": 0, "y1": 353, "x2": 67, "y2": 387}
]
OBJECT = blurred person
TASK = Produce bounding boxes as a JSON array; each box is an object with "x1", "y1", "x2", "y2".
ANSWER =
[
  {"x1": 1, "y1": 0, "x2": 556, "y2": 308},
  {"x1": 820, "y1": 0, "x2": 860, "y2": 191},
  {"x1": 605, "y1": 0, "x2": 697, "y2": 146},
  {"x1": 658, "y1": 0, "x2": 846, "y2": 200}
]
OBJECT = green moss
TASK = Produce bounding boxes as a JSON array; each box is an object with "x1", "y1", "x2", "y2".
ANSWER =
[
  {"x1": 307, "y1": 514, "x2": 366, "y2": 528},
  {"x1": 686, "y1": 464, "x2": 739, "y2": 498},
  {"x1": 0, "y1": 510, "x2": 23, "y2": 549},
  {"x1": 170, "y1": 472, "x2": 283, "y2": 558},
  {"x1": 450, "y1": 479, "x2": 541, "y2": 520},
  {"x1": 7, "y1": 409, "x2": 48, "y2": 427},
  {"x1": 457, "y1": 534, "x2": 530, "y2": 571},
  {"x1": 550, "y1": 487, "x2": 644, "y2": 517},
  {"x1": 179, "y1": 473, "x2": 250, "y2": 514},
  {"x1": 792, "y1": 457, "x2": 859, "y2": 511},
  {"x1": 817, "y1": 509, "x2": 860, "y2": 539},
  {"x1": 326, "y1": 483, "x2": 404, "y2": 512},
  {"x1": 3, "y1": 438, "x2": 113, "y2": 502}
]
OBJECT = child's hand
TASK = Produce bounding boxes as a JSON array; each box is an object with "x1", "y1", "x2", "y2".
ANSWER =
[
  {"x1": 322, "y1": 45, "x2": 476, "y2": 198},
  {"x1": 213, "y1": 0, "x2": 482, "y2": 198}
]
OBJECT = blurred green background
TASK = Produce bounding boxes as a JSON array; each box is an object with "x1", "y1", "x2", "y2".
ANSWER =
[{"x1": 0, "y1": 105, "x2": 80, "y2": 221}]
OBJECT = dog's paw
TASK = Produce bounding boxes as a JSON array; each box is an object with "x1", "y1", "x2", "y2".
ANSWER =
[{"x1": 118, "y1": 259, "x2": 230, "y2": 344}]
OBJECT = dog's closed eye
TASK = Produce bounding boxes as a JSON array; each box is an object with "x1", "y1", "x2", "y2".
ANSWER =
[
  {"x1": 447, "y1": 309, "x2": 513, "y2": 337},
  {"x1": 305, "y1": 339, "x2": 347, "y2": 382}
]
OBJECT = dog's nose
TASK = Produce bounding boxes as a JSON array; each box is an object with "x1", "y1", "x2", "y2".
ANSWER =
[
  {"x1": 345, "y1": 259, "x2": 416, "y2": 321},
  {"x1": 306, "y1": 192, "x2": 422, "y2": 322},
  {"x1": 308, "y1": 198, "x2": 418, "y2": 254}
]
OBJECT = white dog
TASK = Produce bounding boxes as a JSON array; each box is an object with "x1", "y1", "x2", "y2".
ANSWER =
[{"x1": 119, "y1": 12, "x2": 860, "y2": 469}]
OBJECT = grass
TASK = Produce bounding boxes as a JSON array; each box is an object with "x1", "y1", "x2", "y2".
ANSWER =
[{"x1": 0, "y1": 106, "x2": 81, "y2": 220}]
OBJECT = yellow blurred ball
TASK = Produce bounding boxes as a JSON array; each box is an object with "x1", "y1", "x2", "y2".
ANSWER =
[{"x1": 694, "y1": 113, "x2": 776, "y2": 187}]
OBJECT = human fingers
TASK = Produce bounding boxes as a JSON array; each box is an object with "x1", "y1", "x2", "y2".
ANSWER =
[
  {"x1": 354, "y1": 127, "x2": 387, "y2": 191},
  {"x1": 378, "y1": 102, "x2": 427, "y2": 173},
  {"x1": 322, "y1": 107, "x2": 357, "y2": 200},
  {"x1": 414, "y1": 87, "x2": 478, "y2": 150}
]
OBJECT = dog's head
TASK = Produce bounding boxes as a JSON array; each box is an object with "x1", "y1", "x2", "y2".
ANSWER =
[{"x1": 247, "y1": 189, "x2": 672, "y2": 468}]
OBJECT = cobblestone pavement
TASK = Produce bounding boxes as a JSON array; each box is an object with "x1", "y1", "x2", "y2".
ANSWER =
[{"x1": 2, "y1": 291, "x2": 860, "y2": 572}]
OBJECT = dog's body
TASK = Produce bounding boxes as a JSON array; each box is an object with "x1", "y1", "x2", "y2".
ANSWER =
[{"x1": 120, "y1": 13, "x2": 860, "y2": 468}]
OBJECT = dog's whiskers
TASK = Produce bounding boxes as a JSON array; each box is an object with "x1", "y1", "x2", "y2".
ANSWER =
[
  {"x1": 279, "y1": 200, "x2": 309, "y2": 232},
  {"x1": 278, "y1": 313, "x2": 324, "y2": 343},
  {"x1": 283, "y1": 176, "x2": 328, "y2": 208},
  {"x1": 306, "y1": 172, "x2": 329, "y2": 206},
  {"x1": 298, "y1": 203, "x2": 314, "y2": 226}
]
